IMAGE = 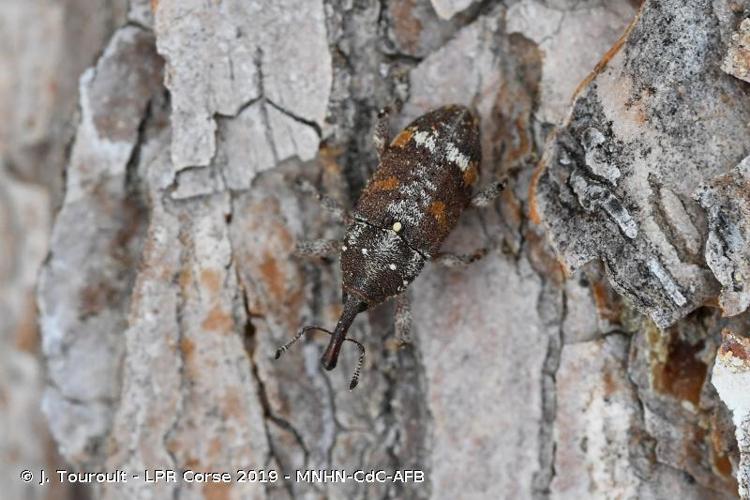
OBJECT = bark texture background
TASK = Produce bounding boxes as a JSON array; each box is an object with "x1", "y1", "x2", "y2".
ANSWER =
[{"x1": 1, "y1": 0, "x2": 749, "y2": 499}]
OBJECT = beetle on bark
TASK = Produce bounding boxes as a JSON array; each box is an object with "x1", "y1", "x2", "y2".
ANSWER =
[{"x1": 275, "y1": 104, "x2": 504, "y2": 388}]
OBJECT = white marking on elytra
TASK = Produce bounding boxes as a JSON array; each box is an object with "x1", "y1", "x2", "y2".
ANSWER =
[
  {"x1": 402, "y1": 280, "x2": 409, "y2": 286},
  {"x1": 342, "y1": 245, "x2": 347, "y2": 251},
  {"x1": 445, "y1": 142, "x2": 470, "y2": 171},
  {"x1": 389, "y1": 263, "x2": 397, "y2": 270},
  {"x1": 386, "y1": 199, "x2": 422, "y2": 226},
  {"x1": 361, "y1": 248, "x2": 368, "y2": 255},
  {"x1": 378, "y1": 228, "x2": 402, "y2": 255},
  {"x1": 413, "y1": 130, "x2": 437, "y2": 152},
  {"x1": 386, "y1": 154, "x2": 442, "y2": 233}
]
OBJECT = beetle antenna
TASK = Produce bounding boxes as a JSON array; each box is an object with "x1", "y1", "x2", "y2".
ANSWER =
[
  {"x1": 274, "y1": 323, "x2": 367, "y2": 390},
  {"x1": 347, "y1": 337, "x2": 366, "y2": 390},
  {"x1": 274, "y1": 325, "x2": 331, "y2": 359}
]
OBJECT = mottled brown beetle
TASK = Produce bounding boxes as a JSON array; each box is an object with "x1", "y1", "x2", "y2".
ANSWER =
[{"x1": 275, "y1": 104, "x2": 504, "y2": 389}]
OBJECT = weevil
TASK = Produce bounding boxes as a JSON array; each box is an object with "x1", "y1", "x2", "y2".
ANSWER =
[{"x1": 275, "y1": 104, "x2": 505, "y2": 389}]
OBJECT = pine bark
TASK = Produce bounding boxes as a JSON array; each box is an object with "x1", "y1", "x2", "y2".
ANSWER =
[{"x1": 2, "y1": 0, "x2": 749, "y2": 499}]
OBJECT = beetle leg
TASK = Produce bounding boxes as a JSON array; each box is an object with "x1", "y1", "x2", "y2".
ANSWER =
[
  {"x1": 294, "y1": 178, "x2": 350, "y2": 222},
  {"x1": 294, "y1": 239, "x2": 340, "y2": 258},
  {"x1": 394, "y1": 292, "x2": 412, "y2": 346},
  {"x1": 470, "y1": 178, "x2": 506, "y2": 208},
  {"x1": 374, "y1": 107, "x2": 391, "y2": 159},
  {"x1": 432, "y1": 247, "x2": 489, "y2": 268}
]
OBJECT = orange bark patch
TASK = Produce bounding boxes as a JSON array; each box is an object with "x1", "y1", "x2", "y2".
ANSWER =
[
  {"x1": 179, "y1": 267, "x2": 193, "y2": 289},
  {"x1": 390, "y1": 0, "x2": 422, "y2": 54},
  {"x1": 514, "y1": 116, "x2": 531, "y2": 158},
  {"x1": 202, "y1": 306, "x2": 233, "y2": 332},
  {"x1": 200, "y1": 269, "x2": 221, "y2": 293},
  {"x1": 591, "y1": 281, "x2": 622, "y2": 323},
  {"x1": 524, "y1": 228, "x2": 565, "y2": 285},
  {"x1": 719, "y1": 330, "x2": 750, "y2": 362},
  {"x1": 499, "y1": 115, "x2": 532, "y2": 167},
  {"x1": 702, "y1": 295, "x2": 721, "y2": 308},
  {"x1": 429, "y1": 201, "x2": 447, "y2": 227},
  {"x1": 708, "y1": 415, "x2": 737, "y2": 480},
  {"x1": 713, "y1": 449, "x2": 733, "y2": 477},
  {"x1": 14, "y1": 297, "x2": 39, "y2": 354},
  {"x1": 209, "y1": 437, "x2": 223, "y2": 458},
  {"x1": 222, "y1": 388, "x2": 243, "y2": 419},
  {"x1": 319, "y1": 144, "x2": 344, "y2": 175},
  {"x1": 500, "y1": 188, "x2": 523, "y2": 230},
  {"x1": 391, "y1": 128, "x2": 414, "y2": 148},
  {"x1": 652, "y1": 334, "x2": 707, "y2": 405},
  {"x1": 369, "y1": 176, "x2": 400, "y2": 192},
  {"x1": 528, "y1": 158, "x2": 546, "y2": 224},
  {"x1": 180, "y1": 338, "x2": 195, "y2": 359},
  {"x1": 633, "y1": 104, "x2": 648, "y2": 124},
  {"x1": 602, "y1": 368, "x2": 617, "y2": 397},
  {"x1": 79, "y1": 282, "x2": 119, "y2": 317},
  {"x1": 259, "y1": 253, "x2": 285, "y2": 301},
  {"x1": 203, "y1": 483, "x2": 232, "y2": 500},
  {"x1": 572, "y1": 9, "x2": 641, "y2": 98},
  {"x1": 463, "y1": 163, "x2": 478, "y2": 185}
]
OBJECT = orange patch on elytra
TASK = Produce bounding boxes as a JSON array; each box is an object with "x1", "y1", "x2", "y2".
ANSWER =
[
  {"x1": 463, "y1": 163, "x2": 478, "y2": 185},
  {"x1": 429, "y1": 201, "x2": 447, "y2": 226},
  {"x1": 369, "y1": 176, "x2": 400, "y2": 192},
  {"x1": 391, "y1": 128, "x2": 414, "y2": 148},
  {"x1": 202, "y1": 306, "x2": 233, "y2": 332}
]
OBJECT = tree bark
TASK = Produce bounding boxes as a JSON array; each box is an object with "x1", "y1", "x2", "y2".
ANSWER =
[{"x1": 2, "y1": 0, "x2": 749, "y2": 499}]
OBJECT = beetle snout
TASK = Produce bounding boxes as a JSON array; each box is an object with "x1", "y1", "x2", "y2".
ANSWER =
[{"x1": 321, "y1": 355, "x2": 338, "y2": 371}]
